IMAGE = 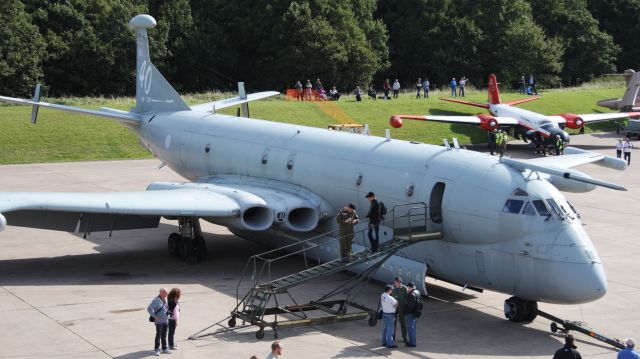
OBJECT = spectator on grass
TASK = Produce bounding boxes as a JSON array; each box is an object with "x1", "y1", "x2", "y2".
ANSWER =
[
  {"x1": 423, "y1": 78, "x2": 430, "y2": 99},
  {"x1": 295, "y1": 81, "x2": 303, "y2": 101},
  {"x1": 304, "y1": 79, "x2": 313, "y2": 100},
  {"x1": 416, "y1": 78, "x2": 422, "y2": 99},
  {"x1": 450, "y1": 78, "x2": 457, "y2": 97},
  {"x1": 383, "y1": 78, "x2": 391, "y2": 99},
  {"x1": 392, "y1": 79, "x2": 400, "y2": 98}
]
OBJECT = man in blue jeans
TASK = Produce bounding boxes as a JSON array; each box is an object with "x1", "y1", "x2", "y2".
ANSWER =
[
  {"x1": 147, "y1": 288, "x2": 170, "y2": 356},
  {"x1": 380, "y1": 284, "x2": 398, "y2": 348},
  {"x1": 365, "y1": 192, "x2": 381, "y2": 252},
  {"x1": 404, "y1": 282, "x2": 422, "y2": 347}
]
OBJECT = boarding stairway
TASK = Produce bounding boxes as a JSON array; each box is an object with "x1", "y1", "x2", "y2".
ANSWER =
[{"x1": 191, "y1": 202, "x2": 442, "y2": 340}]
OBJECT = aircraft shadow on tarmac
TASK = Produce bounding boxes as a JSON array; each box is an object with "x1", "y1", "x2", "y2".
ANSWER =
[{"x1": 0, "y1": 224, "x2": 616, "y2": 357}]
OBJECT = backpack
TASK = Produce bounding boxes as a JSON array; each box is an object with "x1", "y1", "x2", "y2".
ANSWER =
[
  {"x1": 379, "y1": 201, "x2": 387, "y2": 219},
  {"x1": 411, "y1": 291, "x2": 423, "y2": 317}
]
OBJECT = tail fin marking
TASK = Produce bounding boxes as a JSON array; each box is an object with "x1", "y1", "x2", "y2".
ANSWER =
[
  {"x1": 487, "y1": 74, "x2": 501, "y2": 105},
  {"x1": 128, "y1": 15, "x2": 189, "y2": 113}
]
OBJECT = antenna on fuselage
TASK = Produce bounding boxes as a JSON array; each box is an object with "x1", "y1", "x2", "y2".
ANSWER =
[
  {"x1": 443, "y1": 139, "x2": 451, "y2": 150},
  {"x1": 452, "y1": 137, "x2": 460, "y2": 149}
]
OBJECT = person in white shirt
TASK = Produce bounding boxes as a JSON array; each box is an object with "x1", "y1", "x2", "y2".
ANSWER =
[
  {"x1": 616, "y1": 139, "x2": 624, "y2": 158},
  {"x1": 392, "y1": 79, "x2": 401, "y2": 98},
  {"x1": 266, "y1": 340, "x2": 283, "y2": 359},
  {"x1": 380, "y1": 284, "x2": 399, "y2": 348},
  {"x1": 623, "y1": 138, "x2": 633, "y2": 165}
]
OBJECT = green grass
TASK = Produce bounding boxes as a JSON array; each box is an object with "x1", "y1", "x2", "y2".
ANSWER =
[{"x1": 0, "y1": 80, "x2": 627, "y2": 164}]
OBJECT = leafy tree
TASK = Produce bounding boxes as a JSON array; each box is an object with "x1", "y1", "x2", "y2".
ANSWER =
[
  {"x1": 530, "y1": 0, "x2": 619, "y2": 84},
  {"x1": 0, "y1": 0, "x2": 45, "y2": 97},
  {"x1": 587, "y1": 0, "x2": 640, "y2": 73}
]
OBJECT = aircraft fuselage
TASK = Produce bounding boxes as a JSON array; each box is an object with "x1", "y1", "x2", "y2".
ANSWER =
[{"x1": 489, "y1": 104, "x2": 570, "y2": 145}]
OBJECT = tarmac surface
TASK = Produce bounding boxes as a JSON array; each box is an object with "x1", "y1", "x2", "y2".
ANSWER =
[{"x1": 0, "y1": 132, "x2": 638, "y2": 359}]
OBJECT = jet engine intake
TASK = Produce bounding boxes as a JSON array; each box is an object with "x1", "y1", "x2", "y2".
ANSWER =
[
  {"x1": 286, "y1": 206, "x2": 319, "y2": 232},
  {"x1": 559, "y1": 113, "x2": 584, "y2": 129},
  {"x1": 477, "y1": 114, "x2": 499, "y2": 131}
]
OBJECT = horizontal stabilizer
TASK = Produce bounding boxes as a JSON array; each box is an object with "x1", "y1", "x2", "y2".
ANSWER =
[
  {"x1": 190, "y1": 91, "x2": 280, "y2": 113},
  {"x1": 0, "y1": 95, "x2": 141, "y2": 124},
  {"x1": 439, "y1": 97, "x2": 489, "y2": 109},
  {"x1": 501, "y1": 156, "x2": 627, "y2": 191}
]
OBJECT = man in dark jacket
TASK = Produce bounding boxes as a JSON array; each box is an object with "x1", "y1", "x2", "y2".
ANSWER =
[
  {"x1": 553, "y1": 334, "x2": 582, "y2": 359},
  {"x1": 365, "y1": 192, "x2": 381, "y2": 252},
  {"x1": 403, "y1": 282, "x2": 421, "y2": 347},
  {"x1": 336, "y1": 203, "x2": 359, "y2": 261}
]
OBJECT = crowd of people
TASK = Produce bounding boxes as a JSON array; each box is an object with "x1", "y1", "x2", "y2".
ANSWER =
[{"x1": 292, "y1": 76, "x2": 474, "y2": 102}]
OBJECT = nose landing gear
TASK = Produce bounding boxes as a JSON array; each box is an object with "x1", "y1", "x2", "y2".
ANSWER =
[
  {"x1": 167, "y1": 217, "x2": 207, "y2": 263},
  {"x1": 503, "y1": 296, "x2": 538, "y2": 322}
]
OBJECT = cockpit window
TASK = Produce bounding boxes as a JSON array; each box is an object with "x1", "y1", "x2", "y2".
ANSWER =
[
  {"x1": 546, "y1": 199, "x2": 565, "y2": 220},
  {"x1": 521, "y1": 202, "x2": 537, "y2": 216},
  {"x1": 503, "y1": 199, "x2": 524, "y2": 214},
  {"x1": 532, "y1": 200, "x2": 550, "y2": 216},
  {"x1": 511, "y1": 188, "x2": 528, "y2": 196}
]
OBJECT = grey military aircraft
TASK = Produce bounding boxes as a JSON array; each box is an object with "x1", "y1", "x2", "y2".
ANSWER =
[
  {"x1": 597, "y1": 69, "x2": 640, "y2": 111},
  {"x1": 0, "y1": 14, "x2": 630, "y2": 323}
]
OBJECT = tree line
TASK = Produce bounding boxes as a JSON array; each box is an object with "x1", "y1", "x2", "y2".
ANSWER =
[{"x1": 0, "y1": 0, "x2": 637, "y2": 97}]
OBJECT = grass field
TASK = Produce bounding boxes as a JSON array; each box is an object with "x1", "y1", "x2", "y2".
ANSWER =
[{"x1": 0, "y1": 80, "x2": 627, "y2": 164}]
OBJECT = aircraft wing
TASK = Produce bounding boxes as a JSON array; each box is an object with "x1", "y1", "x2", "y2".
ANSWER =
[
  {"x1": 190, "y1": 91, "x2": 280, "y2": 112},
  {"x1": 394, "y1": 115, "x2": 520, "y2": 126},
  {"x1": 501, "y1": 147, "x2": 627, "y2": 192},
  {"x1": 0, "y1": 188, "x2": 240, "y2": 232},
  {"x1": 547, "y1": 112, "x2": 635, "y2": 125}
]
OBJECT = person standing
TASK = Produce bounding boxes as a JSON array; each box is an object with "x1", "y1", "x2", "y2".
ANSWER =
[
  {"x1": 520, "y1": 75, "x2": 526, "y2": 94},
  {"x1": 404, "y1": 282, "x2": 422, "y2": 347},
  {"x1": 496, "y1": 130, "x2": 508, "y2": 157},
  {"x1": 383, "y1": 78, "x2": 391, "y2": 99},
  {"x1": 423, "y1": 78, "x2": 430, "y2": 99},
  {"x1": 380, "y1": 284, "x2": 398, "y2": 348},
  {"x1": 354, "y1": 86, "x2": 362, "y2": 102},
  {"x1": 617, "y1": 338, "x2": 640, "y2": 359},
  {"x1": 392, "y1": 79, "x2": 400, "y2": 98},
  {"x1": 450, "y1": 78, "x2": 457, "y2": 97},
  {"x1": 266, "y1": 340, "x2": 283, "y2": 359},
  {"x1": 391, "y1": 277, "x2": 408, "y2": 344},
  {"x1": 147, "y1": 288, "x2": 170, "y2": 356},
  {"x1": 623, "y1": 138, "x2": 633, "y2": 165},
  {"x1": 304, "y1": 79, "x2": 313, "y2": 101},
  {"x1": 488, "y1": 129, "x2": 497, "y2": 155},
  {"x1": 529, "y1": 74, "x2": 537, "y2": 95},
  {"x1": 552, "y1": 334, "x2": 582, "y2": 359},
  {"x1": 365, "y1": 192, "x2": 381, "y2": 252},
  {"x1": 458, "y1": 76, "x2": 466, "y2": 97},
  {"x1": 416, "y1": 78, "x2": 422, "y2": 99},
  {"x1": 555, "y1": 135, "x2": 565, "y2": 156},
  {"x1": 295, "y1": 81, "x2": 303, "y2": 101},
  {"x1": 167, "y1": 288, "x2": 181, "y2": 350},
  {"x1": 616, "y1": 139, "x2": 624, "y2": 158},
  {"x1": 336, "y1": 204, "x2": 359, "y2": 262}
]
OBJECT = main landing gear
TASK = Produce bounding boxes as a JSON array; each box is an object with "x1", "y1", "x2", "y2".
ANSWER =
[
  {"x1": 167, "y1": 217, "x2": 207, "y2": 263},
  {"x1": 503, "y1": 296, "x2": 538, "y2": 322}
]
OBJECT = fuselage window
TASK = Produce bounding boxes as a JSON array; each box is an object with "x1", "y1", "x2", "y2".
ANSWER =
[
  {"x1": 532, "y1": 200, "x2": 550, "y2": 216},
  {"x1": 502, "y1": 199, "x2": 524, "y2": 214},
  {"x1": 511, "y1": 188, "x2": 529, "y2": 196},
  {"x1": 521, "y1": 202, "x2": 537, "y2": 216}
]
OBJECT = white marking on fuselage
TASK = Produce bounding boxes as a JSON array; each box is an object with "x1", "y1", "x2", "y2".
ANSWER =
[{"x1": 489, "y1": 104, "x2": 558, "y2": 131}]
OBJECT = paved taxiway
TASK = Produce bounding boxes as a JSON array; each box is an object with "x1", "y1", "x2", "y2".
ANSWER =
[{"x1": 0, "y1": 132, "x2": 638, "y2": 358}]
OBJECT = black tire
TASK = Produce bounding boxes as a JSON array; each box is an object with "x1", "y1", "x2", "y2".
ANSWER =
[
  {"x1": 168, "y1": 233, "x2": 181, "y2": 257},
  {"x1": 368, "y1": 314, "x2": 377, "y2": 327},
  {"x1": 196, "y1": 236, "x2": 207, "y2": 261},
  {"x1": 228, "y1": 317, "x2": 236, "y2": 328},
  {"x1": 523, "y1": 301, "x2": 538, "y2": 322},
  {"x1": 550, "y1": 322, "x2": 558, "y2": 333},
  {"x1": 256, "y1": 329, "x2": 265, "y2": 340},
  {"x1": 504, "y1": 297, "x2": 527, "y2": 322}
]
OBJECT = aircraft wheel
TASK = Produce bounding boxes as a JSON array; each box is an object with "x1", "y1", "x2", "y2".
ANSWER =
[
  {"x1": 228, "y1": 317, "x2": 236, "y2": 328},
  {"x1": 368, "y1": 314, "x2": 378, "y2": 327},
  {"x1": 256, "y1": 328, "x2": 265, "y2": 340},
  {"x1": 504, "y1": 296, "x2": 527, "y2": 322},
  {"x1": 550, "y1": 322, "x2": 559, "y2": 333},
  {"x1": 523, "y1": 300, "x2": 538, "y2": 322},
  {"x1": 168, "y1": 233, "x2": 181, "y2": 257},
  {"x1": 196, "y1": 236, "x2": 207, "y2": 261}
]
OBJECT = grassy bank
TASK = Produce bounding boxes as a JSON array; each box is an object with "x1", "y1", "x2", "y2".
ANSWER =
[{"x1": 0, "y1": 80, "x2": 626, "y2": 164}]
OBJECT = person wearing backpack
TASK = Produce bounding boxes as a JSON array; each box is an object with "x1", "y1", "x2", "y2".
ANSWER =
[
  {"x1": 147, "y1": 288, "x2": 170, "y2": 356},
  {"x1": 403, "y1": 282, "x2": 422, "y2": 347},
  {"x1": 365, "y1": 192, "x2": 381, "y2": 252}
]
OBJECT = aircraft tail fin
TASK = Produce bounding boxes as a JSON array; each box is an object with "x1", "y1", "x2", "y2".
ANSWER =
[
  {"x1": 488, "y1": 74, "x2": 501, "y2": 105},
  {"x1": 128, "y1": 15, "x2": 189, "y2": 113},
  {"x1": 620, "y1": 71, "x2": 640, "y2": 111}
]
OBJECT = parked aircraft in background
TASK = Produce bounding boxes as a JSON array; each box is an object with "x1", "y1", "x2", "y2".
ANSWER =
[
  {"x1": 390, "y1": 74, "x2": 638, "y2": 151},
  {"x1": 597, "y1": 69, "x2": 640, "y2": 111},
  {"x1": 0, "y1": 15, "x2": 630, "y2": 323}
]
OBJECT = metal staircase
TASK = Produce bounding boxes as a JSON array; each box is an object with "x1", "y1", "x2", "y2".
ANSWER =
[{"x1": 191, "y1": 202, "x2": 442, "y2": 340}]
